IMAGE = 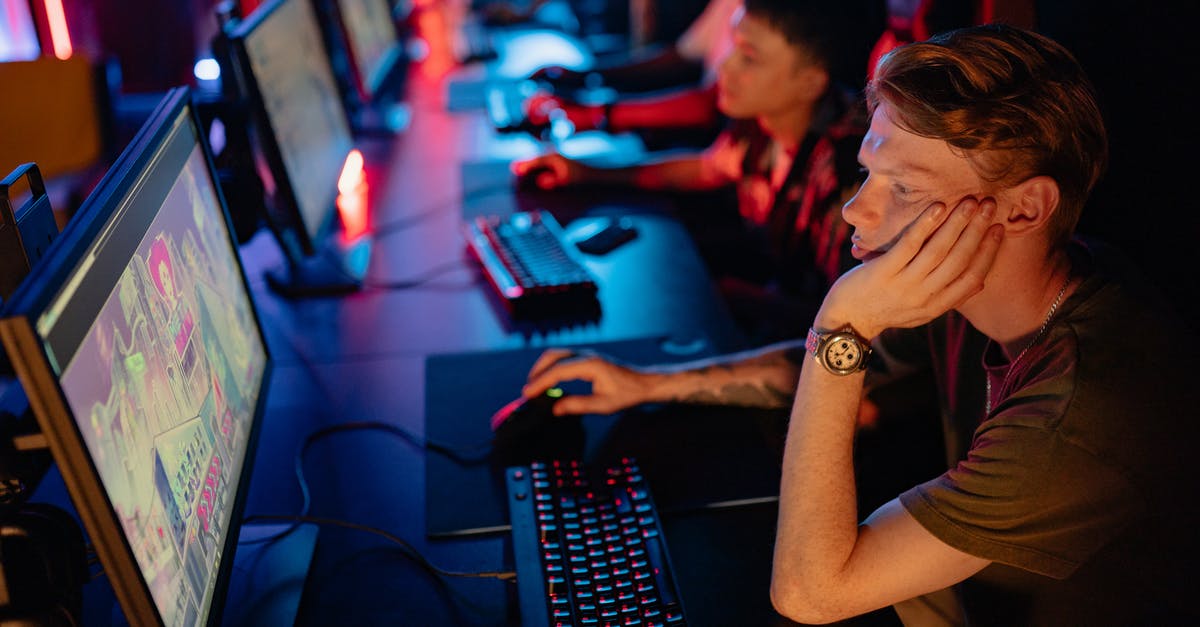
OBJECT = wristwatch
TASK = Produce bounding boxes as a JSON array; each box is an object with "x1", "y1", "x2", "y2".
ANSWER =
[{"x1": 806, "y1": 326, "x2": 872, "y2": 375}]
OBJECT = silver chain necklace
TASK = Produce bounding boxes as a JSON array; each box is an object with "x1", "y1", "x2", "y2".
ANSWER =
[{"x1": 984, "y1": 275, "x2": 1071, "y2": 416}]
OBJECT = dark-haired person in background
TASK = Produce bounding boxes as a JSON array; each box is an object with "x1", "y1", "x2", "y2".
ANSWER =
[{"x1": 514, "y1": 0, "x2": 885, "y2": 342}]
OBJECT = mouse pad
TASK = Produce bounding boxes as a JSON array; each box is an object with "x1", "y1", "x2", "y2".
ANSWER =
[{"x1": 424, "y1": 335, "x2": 786, "y2": 537}]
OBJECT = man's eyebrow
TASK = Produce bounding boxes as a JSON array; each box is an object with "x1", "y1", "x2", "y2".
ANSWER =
[
  {"x1": 859, "y1": 153, "x2": 939, "y2": 180},
  {"x1": 891, "y1": 159, "x2": 939, "y2": 178}
]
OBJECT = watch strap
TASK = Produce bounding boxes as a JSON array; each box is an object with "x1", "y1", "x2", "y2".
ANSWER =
[{"x1": 805, "y1": 327, "x2": 821, "y2": 357}]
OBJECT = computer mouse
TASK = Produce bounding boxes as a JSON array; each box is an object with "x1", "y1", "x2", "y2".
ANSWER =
[{"x1": 490, "y1": 387, "x2": 585, "y2": 465}]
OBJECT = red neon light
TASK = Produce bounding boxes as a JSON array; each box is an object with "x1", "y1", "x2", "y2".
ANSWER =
[
  {"x1": 338, "y1": 149, "x2": 365, "y2": 194},
  {"x1": 336, "y1": 150, "x2": 369, "y2": 240},
  {"x1": 42, "y1": 0, "x2": 72, "y2": 59}
]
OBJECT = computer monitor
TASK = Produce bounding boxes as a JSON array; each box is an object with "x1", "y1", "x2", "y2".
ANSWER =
[
  {"x1": 225, "y1": 0, "x2": 366, "y2": 297},
  {"x1": 322, "y1": 0, "x2": 409, "y2": 133},
  {"x1": 0, "y1": 87, "x2": 270, "y2": 626}
]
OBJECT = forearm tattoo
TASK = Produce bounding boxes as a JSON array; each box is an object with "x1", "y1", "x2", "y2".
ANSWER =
[
  {"x1": 677, "y1": 380, "x2": 794, "y2": 408},
  {"x1": 671, "y1": 347, "x2": 807, "y2": 409}
]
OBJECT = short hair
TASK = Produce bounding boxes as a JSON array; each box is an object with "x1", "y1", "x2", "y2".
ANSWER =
[
  {"x1": 867, "y1": 24, "x2": 1108, "y2": 246},
  {"x1": 743, "y1": 0, "x2": 885, "y2": 89}
]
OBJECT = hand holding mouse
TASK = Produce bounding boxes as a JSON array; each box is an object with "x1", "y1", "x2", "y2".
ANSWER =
[
  {"x1": 522, "y1": 349, "x2": 659, "y2": 415},
  {"x1": 490, "y1": 386, "x2": 586, "y2": 464},
  {"x1": 523, "y1": 91, "x2": 603, "y2": 131},
  {"x1": 511, "y1": 153, "x2": 588, "y2": 190}
]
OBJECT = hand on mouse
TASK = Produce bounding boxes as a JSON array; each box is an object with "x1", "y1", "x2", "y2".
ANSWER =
[
  {"x1": 489, "y1": 387, "x2": 568, "y2": 432},
  {"x1": 524, "y1": 91, "x2": 604, "y2": 131},
  {"x1": 511, "y1": 153, "x2": 588, "y2": 190},
  {"x1": 522, "y1": 349, "x2": 660, "y2": 415}
]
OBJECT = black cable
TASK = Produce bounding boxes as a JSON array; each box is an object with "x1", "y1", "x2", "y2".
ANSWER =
[
  {"x1": 369, "y1": 204, "x2": 448, "y2": 239},
  {"x1": 359, "y1": 258, "x2": 477, "y2": 291},
  {"x1": 314, "y1": 242, "x2": 476, "y2": 293},
  {"x1": 308, "y1": 179, "x2": 535, "y2": 291},
  {"x1": 238, "y1": 420, "x2": 491, "y2": 547},
  {"x1": 269, "y1": 314, "x2": 494, "y2": 462},
  {"x1": 238, "y1": 513, "x2": 512, "y2": 625},
  {"x1": 241, "y1": 514, "x2": 515, "y2": 582},
  {"x1": 366, "y1": 180, "x2": 519, "y2": 241}
]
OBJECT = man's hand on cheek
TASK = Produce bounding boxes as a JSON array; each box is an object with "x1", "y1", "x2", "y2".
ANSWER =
[{"x1": 817, "y1": 196, "x2": 1003, "y2": 340}]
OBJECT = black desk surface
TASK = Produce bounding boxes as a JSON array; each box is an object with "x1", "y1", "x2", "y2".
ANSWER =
[{"x1": 31, "y1": 10, "x2": 896, "y2": 627}]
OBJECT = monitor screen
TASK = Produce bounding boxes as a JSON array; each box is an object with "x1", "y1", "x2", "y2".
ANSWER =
[
  {"x1": 334, "y1": 0, "x2": 403, "y2": 102},
  {"x1": 0, "y1": 88, "x2": 270, "y2": 627},
  {"x1": 0, "y1": 0, "x2": 39, "y2": 62},
  {"x1": 229, "y1": 0, "x2": 354, "y2": 257}
]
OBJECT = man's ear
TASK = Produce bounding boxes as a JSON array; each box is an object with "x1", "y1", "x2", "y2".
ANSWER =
[
  {"x1": 798, "y1": 66, "x2": 830, "y2": 101},
  {"x1": 1002, "y1": 175, "x2": 1060, "y2": 235}
]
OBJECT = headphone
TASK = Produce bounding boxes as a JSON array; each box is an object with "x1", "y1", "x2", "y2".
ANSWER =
[{"x1": 0, "y1": 502, "x2": 87, "y2": 627}]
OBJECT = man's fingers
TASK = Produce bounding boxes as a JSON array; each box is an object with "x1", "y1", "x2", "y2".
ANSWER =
[
  {"x1": 904, "y1": 197, "x2": 980, "y2": 280},
  {"x1": 536, "y1": 169, "x2": 561, "y2": 189},
  {"x1": 941, "y1": 222, "x2": 1004, "y2": 309},
  {"x1": 526, "y1": 349, "x2": 576, "y2": 384},
  {"x1": 522, "y1": 356, "x2": 603, "y2": 399},
  {"x1": 884, "y1": 201, "x2": 951, "y2": 273},
  {"x1": 923, "y1": 197, "x2": 996, "y2": 287},
  {"x1": 512, "y1": 155, "x2": 546, "y2": 176},
  {"x1": 553, "y1": 394, "x2": 612, "y2": 416}
]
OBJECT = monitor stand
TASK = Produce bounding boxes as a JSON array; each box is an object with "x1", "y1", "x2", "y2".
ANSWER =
[
  {"x1": 351, "y1": 101, "x2": 411, "y2": 138},
  {"x1": 221, "y1": 523, "x2": 319, "y2": 627},
  {"x1": 264, "y1": 235, "x2": 372, "y2": 299}
]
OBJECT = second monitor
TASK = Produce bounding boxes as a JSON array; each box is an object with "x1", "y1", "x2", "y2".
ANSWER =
[
  {"x1": 317, "y1": 0, "x2": 411, "y2": 134},
  {"x1": 225, "y1": 0, "x2": 368, "y2": 298}
]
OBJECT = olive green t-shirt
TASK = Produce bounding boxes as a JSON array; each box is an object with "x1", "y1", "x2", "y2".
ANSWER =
[{"x1": 873, "y1": 240, "x2": 1200, "y2": 625}]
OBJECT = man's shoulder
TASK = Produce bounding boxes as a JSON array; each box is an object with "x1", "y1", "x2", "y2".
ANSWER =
[{"x1": 1067, "y1": 236, "x2": 1197, "y2": 348}]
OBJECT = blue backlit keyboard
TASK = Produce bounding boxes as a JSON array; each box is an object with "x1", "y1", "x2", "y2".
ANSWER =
[{"x1": 464, "y1": 210, "x2": 598, "y2": 318}]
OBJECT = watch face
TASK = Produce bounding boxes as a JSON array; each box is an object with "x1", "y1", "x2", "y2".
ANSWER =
[{"x1": 823, "y1": 333, "x2": 864, "y2": 373}]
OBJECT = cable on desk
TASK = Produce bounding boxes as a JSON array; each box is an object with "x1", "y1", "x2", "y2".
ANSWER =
[
  {"x1": 242, "y1": 303, "x2": 497, "y2": 547},
  {"x1": 369, "y1": 204, "x2": 448, "y2": 240},
  {"x1": 238, "y1": 513, "x2": 515, "y2": 626},
  {"x1": 339, "y1": 179, "x2": 530, "y2": 289},
  {"x1": 359, "y1": 258, "x2": 477, "y2": 291},
  {"x1": 269, "y1": 315, "x2": 496, "y2": 463},
  {"x1": 369, "y1": 179, "x2": 523, "y2": 241},
  {"x1": 242, "y1": 514, "x2": 516, "y2": 582},
  {"x1": 239, "y1": 421, "x2": 492, "y2": 547},
  {"x1": 313, "y1": 242, "x2": 476, "y2": 292}
]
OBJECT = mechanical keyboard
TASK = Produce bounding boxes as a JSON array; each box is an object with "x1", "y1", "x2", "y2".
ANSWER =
[
  {"x1": 464, "y1": 210, "x2": 598, "y2": 318},
  {"x1": 506, "y1": 459, "x2": 688, "y2": 626}
]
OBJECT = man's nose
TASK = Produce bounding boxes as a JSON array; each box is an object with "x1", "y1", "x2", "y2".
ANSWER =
[{"x1": 841, "y1": 183, "x2": 872, "y2": 229}]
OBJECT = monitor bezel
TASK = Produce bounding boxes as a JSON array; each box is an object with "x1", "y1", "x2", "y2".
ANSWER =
[
  {"x1": 225, "y1": 0, "x2": 352, "y2": 259},
  {"x1": 0, "y1": 86, "x2": 273, "y2": 627}
]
